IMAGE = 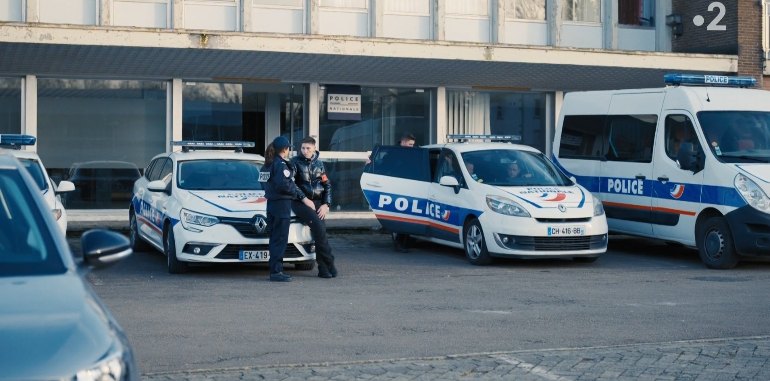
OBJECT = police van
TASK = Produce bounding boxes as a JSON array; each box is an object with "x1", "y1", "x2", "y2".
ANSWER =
[
  {"x1": 360, "y1": 136, "x2": 608, "y2": 265},
  {"x1": 553, "y1": 74, "x2": 770, "y2": 269}
]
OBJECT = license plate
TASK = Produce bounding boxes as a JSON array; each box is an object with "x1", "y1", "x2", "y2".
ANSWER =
[
  {"x1": 547, "y1": 226, "x2": 585, "y2": 236},
  {"x1": 239, "y1": 250, "x2": 269, "y2": 260}
]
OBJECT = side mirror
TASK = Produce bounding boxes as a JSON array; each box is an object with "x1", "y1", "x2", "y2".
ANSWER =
[
  {"x1": 147, "y1": 180, "x2": 170, "y2": 194},
  {"x1": 55, "y1": 180, "x2": 75, "y2": 193},
  {"x1": 81, "y1": 229, "x2": 132, "y2": 269},
  {"x1": 677, "y1": 142, "x2": 702, "y2": 172},
  {"x1": 439, "y1": 175, "x2": 461, "y2": 194}
]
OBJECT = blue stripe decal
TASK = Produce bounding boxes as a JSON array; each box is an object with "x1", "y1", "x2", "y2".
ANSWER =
[{"x1": 362, "y1": 189, "x2": 482, "y2": 228}]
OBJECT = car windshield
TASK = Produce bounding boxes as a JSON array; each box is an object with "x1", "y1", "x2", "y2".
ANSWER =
[
  {"x1": 0, "y1": 168, "x2": 64, "y2": 276},
  {"x1": 698, "y1": 111, "x2": 770, "y2": 163},
  {"x1": 17, "y1": 158, "x2": 48, "y2": 191},
  {"x1": 461, "y1": 149, "x2": 572, "y2": 187},
  {"x1": 178, "y1": 159, "x2": 265, "y2": 191}
]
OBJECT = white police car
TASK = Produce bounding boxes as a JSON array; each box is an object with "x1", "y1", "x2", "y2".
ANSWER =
[
  {"x1": 130, "y1": 141, "x2": 315, "y2": 274},
  {"x1": 0, "y1": 134, "x2": 75, "y2": 234},
  {"x1": 360, "y1": 135, "x2": 608, "y2": 265}
]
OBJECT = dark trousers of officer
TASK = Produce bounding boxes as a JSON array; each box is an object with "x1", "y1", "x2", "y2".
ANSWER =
[
  {"x1": 267, "y1": 199, "x2": 291, "y2": 275},
  {"x1": 291, "y1": 199, "x2": 334, "y2": 274}
]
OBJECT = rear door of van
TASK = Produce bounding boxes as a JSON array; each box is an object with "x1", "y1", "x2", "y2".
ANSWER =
[{"x1": 360, "y1": 145, "x2": 431, "y2": 237}]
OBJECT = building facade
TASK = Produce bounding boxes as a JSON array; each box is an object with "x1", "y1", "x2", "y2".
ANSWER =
[{"x1": 0, "y1": 0, "x2": 765, "y2": 210}]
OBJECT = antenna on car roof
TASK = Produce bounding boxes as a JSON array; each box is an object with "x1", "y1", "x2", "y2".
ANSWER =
[
  {"x1": 171, "y1": 141, "x2": 255, "y2": 153},
  {"x1": 446, "y1": 134, "x2": 522, "y2": 143}
]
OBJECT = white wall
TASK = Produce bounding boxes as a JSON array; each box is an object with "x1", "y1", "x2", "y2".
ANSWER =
[
  {"x1": 0, "y1": 0, "x2": 23, "y2": 21},
  {"x1": 444, "y1": 0, "x2": 490, "y2": 43},
  {"x1": 183, "y1": 0, "x2": 238, "y2": 31},
  {"x1": 617, "y1": 27, "x2": 655, "y2": 51},
  {"x1": 39, "y1": 0, "x2": 98, "y2": 25},
  {"x1": 560, "y1": 23, "x2": 602, "y2": 49},
  {"x1": 251, "y1": 1, "x2": 304, "y2": 33},
  {"x1": 318, "y1": 8, "x2": 368, "y2": 36},
  {"x1": 381, "y1": 0, "x2": 430, "y2": 40},
  {"x1": 502, "y1": 20, "x2": 547, "y2": 45},
  {"x1": 113, "y1": 0, "x2": 169, "y2": 28}
]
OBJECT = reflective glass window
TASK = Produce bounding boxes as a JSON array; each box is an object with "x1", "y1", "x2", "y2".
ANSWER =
[
  {"x1": 37, "y1": 79, "x2": 167, "y2": 209},
  {"x1": 0, "y1": 78, "x2": 21, "y2": 134}
]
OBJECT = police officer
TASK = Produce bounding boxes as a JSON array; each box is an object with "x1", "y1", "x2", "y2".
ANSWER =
[
  {"x1": 262, "y1": 136, "x2": 315, "y2": 282},
  {"x1": 291, "y1": 136, "x2": 337, "y2": 278}
]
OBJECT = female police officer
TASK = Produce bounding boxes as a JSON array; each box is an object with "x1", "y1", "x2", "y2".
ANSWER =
[{"x1": 262, "y1": 136, "x2": 315, "y2": 282}]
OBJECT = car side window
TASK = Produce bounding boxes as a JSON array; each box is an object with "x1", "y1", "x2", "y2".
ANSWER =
[
  {"x1": 145, "y1": 159, "x2": 162, "y2": 181},
  {"x1": 157, "y1": 159, "x2": 172, "y2": 183},
  {"x1": 664, "y1": 114, "x2": 699, "y2": 162},
  {"x1": 371, "y1": 146, "x2": 429, "y2": 181},
  {"x1": 434, "y1": 150, "x2": 464, "y2": 186},
  {"x1": 606, "y1": 114, "x2": 657, "y2": 163}
]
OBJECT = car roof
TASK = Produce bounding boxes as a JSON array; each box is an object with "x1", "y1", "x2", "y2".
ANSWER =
[
  {"x1": 6, "y1": 149, "x2": 41, "y2": 161},
  {"x1": 168, "y1": 150, "x2": 266, "y2": 162},
  {"x1": 421, "y1": 142, "x2": 543, "y2": 154}
]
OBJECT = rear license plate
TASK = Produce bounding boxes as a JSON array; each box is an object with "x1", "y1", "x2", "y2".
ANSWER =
[
  {"x1": 547, "y1": 226, "x2": 585, "y2": 236},
  {"x1": 239, "y1": 250, "x2": 269, "y2": 260}
]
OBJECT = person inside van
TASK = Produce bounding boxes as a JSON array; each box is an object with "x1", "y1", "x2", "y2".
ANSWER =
[{"x1": 465, "y1": 161, "x2": 480, "y2": 182}]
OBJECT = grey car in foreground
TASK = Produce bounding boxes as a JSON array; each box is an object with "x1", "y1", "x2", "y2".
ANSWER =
[{"x1": 0, "y1": 151, "x2": 138, "y2": 380}]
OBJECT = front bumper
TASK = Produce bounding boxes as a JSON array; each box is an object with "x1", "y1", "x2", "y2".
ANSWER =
[
  {"x1": 478, "y1": 212, "x2": 608, "y2": 258},
  {"x1": 725, "y1": 205, "x2": 770, "y2": 257}
]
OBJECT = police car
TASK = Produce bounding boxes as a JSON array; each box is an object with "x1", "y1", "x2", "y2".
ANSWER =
[
  {"x1": 360, "y1": 135, "x2": 608, "y2": 265},
  {"x1": 130, "y1": 141, "x2": 315, "y2": 274},
  {"x1": 0, "y1": 134, "x2": 75, "y2": 234}
]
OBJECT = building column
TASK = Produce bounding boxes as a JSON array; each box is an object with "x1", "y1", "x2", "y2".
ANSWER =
[
  {"x1": 433, "y1": 0, "x2": 445, "y2": 41},
  {"x1": 655, "y1": 0, "x2": 672, "y2": 52},
  {"x1": 100, "y1": 0, "x2": 111, "y2": 26},
  {"x1": 22, "y1": 75, "x2": 37, "y2": 149},
  {"x1": 545, "y1": 91, "x2": 563, "y2": 158},
  {"x1": 308, "y1": 83, "x2": 320, "y2": 140},
  {"x1": 172, "y1": 0, "x2": 184, "y2": 29},
  {"x1": 266, "y1": 93, "x2": 281, "y2": 144},
  {"x1": 738, "y1": 0, "x2": 764, "y2": 87},
  {"x1": 308, "y1": 0, "x2": 319, "y2": 34},
  {"x1": 547, "y1": 0, "x2": 561, "y2": 46},
  {"x1": 435, "y1": 87, "x2": 446, "y2": 144},
  {"x1": 370, "y1": 0, "x2": 383, "y2": 37},
  {"x1": 170, "y1": 79, "x2": 182, "y2": 152},
  {"x1": 492, "y1": 0, "x2": 504, "y2": 44},
  {"x1": 25, "y1": 0, "x2": 39, "y2": 22},
  {"x1": 603, "y1": 0, "x2": 616, "y2": 49},
  {"x1": 241, "y1": 0, "x2": 252, "y2": 32}
]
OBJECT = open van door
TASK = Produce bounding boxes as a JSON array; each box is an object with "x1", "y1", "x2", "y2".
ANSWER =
[{"x1": 360, "y1": 145, "x2": 431, "y2": 237}]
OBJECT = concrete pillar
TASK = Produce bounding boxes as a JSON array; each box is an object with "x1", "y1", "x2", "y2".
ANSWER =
[
  {"x1": 308, "y1": 0, "x2": 319, "y2": 34},
  {"x1": 26, "y1": 0, "x2": 39, "y2": 22},
  {"x1": 370, "y1": 0, "x2": 383, "y2": 37},
  {"x1": 603, "y1": 0, "x2": 616, "y2": 49},
  {"x1": 172, "y1": 0, "x2": 184, "y2": 29},
  {"x1": 100, "y1": 0, "x2": 111, "y2": 26},
  {"x1": 308, "y1": 83, "x2": 320, "y2": 140},
  {"x1": 547, "y1": 0, "x2": 561, "y2": 46},
  {"x1": 22, "y1": 75, "x2": 37, "y2": 150},
  {"x1": 266, "y1": 93, "x2": 281, "y2": 143},
  {"x1": 655, "y1": 0, "x2": 672, "y2": 52},
  {"x1": 435, "y1": 87, "x2": 446, "y2": 144},
  {"x1": 170, "y1": 79, "x2": 182, "y2": 152},
  {"x1": 433, "y1": 0, "x2": 445, "y2": 41},
  {"x1": 241, "y1": 0, "x2": 251, "y2": 32}
]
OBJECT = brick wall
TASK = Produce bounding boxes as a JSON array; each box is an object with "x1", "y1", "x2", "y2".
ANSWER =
[
  {"x1": 737, "y1": 0, "x2": 764, "y2": 88},
  {"x1": 672, "y1": 0, "x2": 738, "y2": 54}
]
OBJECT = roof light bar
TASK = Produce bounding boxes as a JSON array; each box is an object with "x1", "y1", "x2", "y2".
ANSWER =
[
  {"x1": 0, "y1": 134, "x2": 37, "y2": 149},
  {"x1": 664, "y1": 74, "x2": 757, "y2": 88},
  {"x1": 447, "y1": 134, "x2": 522, "y2": 142},
  {"x1": 172, "y1": 140, "x2": 256, "y2": 152}
]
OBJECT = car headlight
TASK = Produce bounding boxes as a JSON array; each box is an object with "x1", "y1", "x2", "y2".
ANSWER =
[
  {"x1": 73, "y1": 345, "x2": 127, "y2": 381},
  {"x1": 593, "y1": 196, "x2": 605, "y2": 216},
  {"x1": 486, "y1": 195, "x2": 530, "y2": 217},
  {"x1": 180, "y1": 208, "x2": 219, "y2": 232},
  {"x1": 735, "y1": 174, "x2": 770, "y2": 213}
]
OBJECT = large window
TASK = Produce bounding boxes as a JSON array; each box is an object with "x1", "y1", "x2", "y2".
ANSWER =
[
  {"x1": 37, "y1": 79, "x2": 167, "y2": 209},
  {"x1": 506, "y1": 0, "x2": 546, "y2": 20},
  {"x1": 562, "y1": 0, "x2": 600, "y2": 23},
  {"x1": 618, "y1": 0, "x2": 654, "y2": 26},
  {"x1": 447, "y1": 90, "x2": 546, "y2": 152},
  {"x1": 0, "y1": 78, "x2": 21, "y2": 134}
]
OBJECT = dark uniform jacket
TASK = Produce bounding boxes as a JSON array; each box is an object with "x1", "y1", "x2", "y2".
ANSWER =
[
  {"x1": 262, "y1": 157, "x2": 306, "y2": 201},
  {"x1": 291, "y1": 151, "x2": 332, "y2": 206}
]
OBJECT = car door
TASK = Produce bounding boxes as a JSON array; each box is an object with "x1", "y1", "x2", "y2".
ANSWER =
[
  {"x1": 361, "y1": 145, "x2": 431, "y2": 237},
  {"x1": 427, "y1": 148, "x2": 473, "y2": 244},
  {"x1": 137, "y1": 157, "x2": 171, "y2": 247},
  {"x1": 651, "y1": 112, "x2": 704, "y2": 245}
]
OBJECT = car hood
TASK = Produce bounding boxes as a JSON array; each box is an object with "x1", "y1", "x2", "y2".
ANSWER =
[
  {"x1": 0, "y1": 273, "x2": 115, "y2": 380},
  {"x1": 179, "y1": 190, "x2": 268, "y2": 214},
  {"x1": 496, "y1": 185, "x2": 588, "y2": 209}
]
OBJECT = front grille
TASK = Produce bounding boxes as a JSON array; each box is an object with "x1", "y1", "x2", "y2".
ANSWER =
[
  {"x1": 216, "y1": 244, "x2": 305, "y2": 259},
  {"x1": 219, "y1": 216, "x2": 304, "y2": 239},
  {"x1": 535, "y1": 217, "x2": 591, "y2": 223},
  {"x1": 503, "y1": 235, "x2": 606, "y2": 251}
]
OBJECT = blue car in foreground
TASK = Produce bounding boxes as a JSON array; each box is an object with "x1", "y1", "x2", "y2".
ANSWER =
[{"x1": 0, "y1": 150, "x2": 138, "y2": 380}]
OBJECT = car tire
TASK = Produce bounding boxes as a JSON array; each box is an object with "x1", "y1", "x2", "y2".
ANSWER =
[
  {"x1": 294, "y1": 261, "x2": 315, "y2": 271},
  {"x1": 464, "y1": 219, "x2": 492, "y2": 266},
  {"x1": 573, "y1": 256, "x2": 598, "y2": 263},
  {"x1": 129, "y1": 209, "x2": 151, "y2": 252},
  {"x1": 164, "y1": 225, "x2": 189, "y2": 274},
  {"x1": 696, "y1": 216, "x2": 739, "y2": 269}
]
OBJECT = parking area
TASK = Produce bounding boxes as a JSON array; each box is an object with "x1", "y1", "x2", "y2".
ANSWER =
[{"x1": 73, "y1": 232, "x2": 770, "y2": 380}]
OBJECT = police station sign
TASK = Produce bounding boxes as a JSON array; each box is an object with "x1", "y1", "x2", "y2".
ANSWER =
[{"x1": 326, "y1": 85, "x2": 361, "y2": 121}]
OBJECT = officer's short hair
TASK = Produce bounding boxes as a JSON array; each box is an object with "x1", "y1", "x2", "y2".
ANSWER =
[{"x1": 301, "y1": 136, "x2": 316, "y2": 146}]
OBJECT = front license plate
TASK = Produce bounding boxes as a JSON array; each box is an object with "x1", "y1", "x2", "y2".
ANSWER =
[
  {"x1": 547, "y1": 226, "x2": 585, "y2": 236},
  {"x1": 239, "y1": 250, "x2": 269, "y2": 260}
]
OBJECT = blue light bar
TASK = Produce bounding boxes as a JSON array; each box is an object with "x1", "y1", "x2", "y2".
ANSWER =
[
  {"x1": 664, "y1": 74, "x2": 757, "y2": 88},
  {"x1": 0, "y1": 134, "x2": 36, "y2": 149},
  {"x1": 172, "y1": 141, "x2": 255, "y2": 148}
]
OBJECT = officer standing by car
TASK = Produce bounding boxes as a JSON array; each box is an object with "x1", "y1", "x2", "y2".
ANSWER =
[
  {"x1": 262, "y1": 136, "x2": 315, "y2": 282},
  {"x1": 291, "y1": 136, "x2": 338, "y2": 279}
]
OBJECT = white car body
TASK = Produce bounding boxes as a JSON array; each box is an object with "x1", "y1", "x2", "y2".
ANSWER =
[
  {"x1": 360, "y1": 141, "x2": 608, "y2": 265},
  {"x1": 130, "y1": 147, "x2": 315, "y2": 273},
  {"x1": 10, "y1": 150, "x2": 75, "y2": 234}
]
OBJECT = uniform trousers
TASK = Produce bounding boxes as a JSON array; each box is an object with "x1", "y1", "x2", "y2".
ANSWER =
[{"x1": 267, "y1": 199, "x2": 291, "y2": 275}]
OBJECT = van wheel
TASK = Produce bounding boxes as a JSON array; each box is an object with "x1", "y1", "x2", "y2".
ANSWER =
[
  {"x1": 129, "y1": 209, "x2": 151, "y2": 252},
  {"x1": 165, "y1": 225, "x2": 188, "y2": 274},
  {"x1": 464, "y1": 219, "x2": 492, "y2": 266},
  {"x1": 696, "y1": 216, "x2": 739, "y2": 269}
]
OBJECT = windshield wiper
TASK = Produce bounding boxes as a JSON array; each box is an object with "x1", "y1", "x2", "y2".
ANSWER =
[{"x1": 718, "y1": 154, "x2": 770, "y2": 163}]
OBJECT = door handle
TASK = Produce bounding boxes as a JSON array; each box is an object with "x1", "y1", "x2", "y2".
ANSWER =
[
  {"x1": 657, "y1": 176, "x2": 669, "y2": 182},
  {"x1": 365, "y1": 182, "x2": 382, "y2": 188},
  {"x1": 635, "y1": 175, "x2": 646, "y2": 180}
]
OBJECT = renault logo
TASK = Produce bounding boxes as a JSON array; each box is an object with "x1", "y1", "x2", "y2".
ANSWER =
[
  {"x1": 557, "y1": 204, "x2": 567, "y2": 213},
  {"x1": 254, "y1": 216, "x2": 268, "y2": 233}
]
